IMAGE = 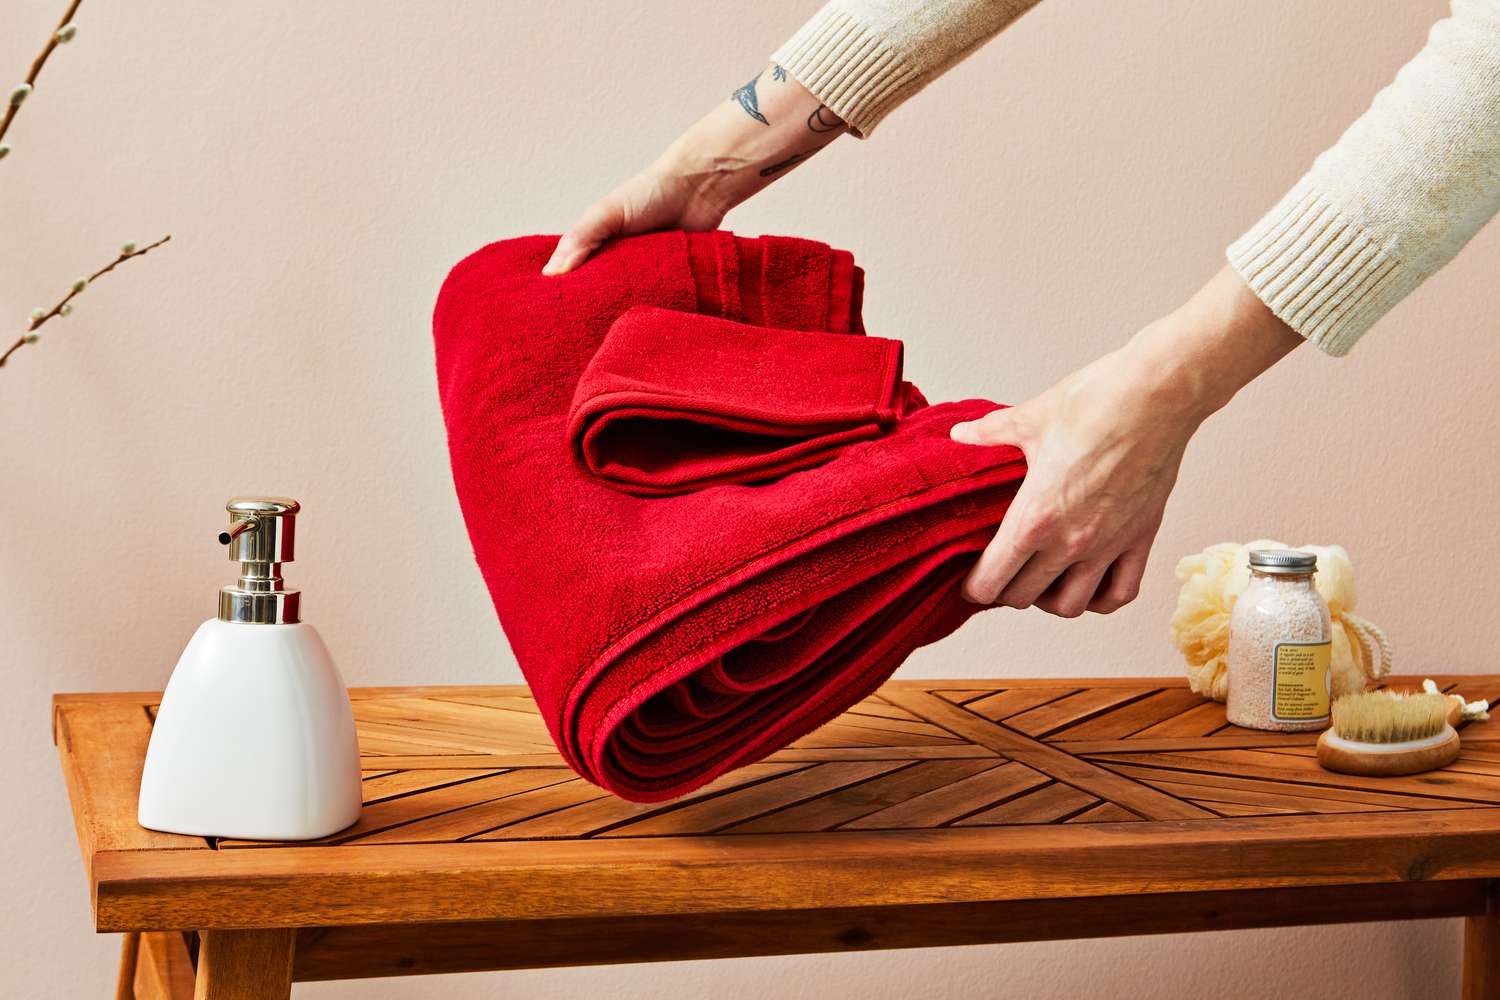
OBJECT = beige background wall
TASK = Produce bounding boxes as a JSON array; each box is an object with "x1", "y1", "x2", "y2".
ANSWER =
[{"x1": 4, "y1": 0, "x2": 1495, "y2": 995}]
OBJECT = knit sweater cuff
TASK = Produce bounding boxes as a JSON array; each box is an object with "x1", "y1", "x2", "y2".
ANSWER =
[
  {"x1": 1226, "y1": 177, "x2": 1420, "y2": 357},
  {"x1": 771, "y1": 4, "x2": 917, "y2": 138}
]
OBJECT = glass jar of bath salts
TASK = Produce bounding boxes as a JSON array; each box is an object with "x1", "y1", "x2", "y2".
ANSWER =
[{"x1": 1225, "y1": 550, "x2": 1333, "y2": 732}]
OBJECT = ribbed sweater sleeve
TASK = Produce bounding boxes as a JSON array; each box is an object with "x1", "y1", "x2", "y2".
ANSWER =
[
  {"x1": 773, "y1": 1, "x2": 1500, "y2": 358},
  {"x1": 1228, "y1": 0, "x2": 1500, "y2": 355},
  {"x1": 771, "y1": 0, "x2": 1041, "y2": 138}
]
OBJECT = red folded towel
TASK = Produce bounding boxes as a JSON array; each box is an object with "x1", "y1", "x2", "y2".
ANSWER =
[
  {"x1": 434, "y1": 230, "x2": 1026, "y2": 802},
  {"x1": 567, "y1": 305, "x2": 910, "y2": 495}
]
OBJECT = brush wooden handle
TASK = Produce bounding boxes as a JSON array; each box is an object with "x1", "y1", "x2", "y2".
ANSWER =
[{"x1": 1316, "y1": 727, "x2": 1460, "y2": 777}]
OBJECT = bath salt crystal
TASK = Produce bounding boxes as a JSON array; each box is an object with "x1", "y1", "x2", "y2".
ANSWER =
[{"x1": 1226, "y1": 549, "x2": 1333, "y2": 732}]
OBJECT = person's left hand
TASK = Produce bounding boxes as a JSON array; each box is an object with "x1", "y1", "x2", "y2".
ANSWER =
[
  {"x1": 949, "y1": 344, "x2": 1191, "y2": 616},
  {"x1": 948, "y1": 266, "x2": 1306, "y2": 617}
]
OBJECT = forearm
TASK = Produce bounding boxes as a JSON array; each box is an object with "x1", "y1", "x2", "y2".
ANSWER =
[
  {"x1": 1120, "y1": 267, "x2": 1305, "y2": 428},
  {"x1": 543, "y1": 65, "x2": 848, "y2": 274},
  {"x1": 663, "y1": 65, "x2": 847, "y2": 217}
]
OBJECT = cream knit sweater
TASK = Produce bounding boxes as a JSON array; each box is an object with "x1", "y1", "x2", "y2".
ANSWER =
[{"x1": 773, "y1": 1, "x2": 1500, "y2": 355}]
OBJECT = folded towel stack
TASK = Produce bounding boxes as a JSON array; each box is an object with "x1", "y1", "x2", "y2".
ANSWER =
[
  {"x1": 434, "y1": 231, "x2": 1025, "y2": 802},
  {"x1": 569, "y1": 306, "x2": 916, "y2": 496}
]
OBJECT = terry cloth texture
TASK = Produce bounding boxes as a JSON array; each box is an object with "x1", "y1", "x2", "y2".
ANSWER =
[
  {"x1": 567, "y1": 305, "x2": 914, "y2": 496},
  {"x1": 434, "y1": 230, "x2": 1025, "y2": 802}
]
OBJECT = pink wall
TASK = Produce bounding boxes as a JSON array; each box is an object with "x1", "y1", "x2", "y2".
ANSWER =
[{"x1": 2, "y1": 1, "x2": 1490, "y2": 995}]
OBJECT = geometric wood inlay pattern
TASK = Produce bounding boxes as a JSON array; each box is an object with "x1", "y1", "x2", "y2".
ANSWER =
[
  {"x1": 173, "y1": 675, "x2": 1500, "y2": 846},
  {"x1": 54, "y1": 675, "x2": 1500, "y2": 942}
]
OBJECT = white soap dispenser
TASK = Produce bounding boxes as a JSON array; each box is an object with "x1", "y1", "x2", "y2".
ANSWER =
[{"x1": 138, "y1": 497, "x2": 362, "y2": 840}]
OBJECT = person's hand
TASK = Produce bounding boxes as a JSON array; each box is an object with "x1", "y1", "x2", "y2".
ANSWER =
[
  {"x1": 544, "y1": 65, "x2": 845, "y2": 276},
  {"x1": 950, "y1": 266, "x2": 1306, "y2": 616},
  {"x1": 950, "y1": 348, "x2": 1188, "y2": 615},
  {"x1": 542, "y1": 164, "x2": 732, "y2": 276}
]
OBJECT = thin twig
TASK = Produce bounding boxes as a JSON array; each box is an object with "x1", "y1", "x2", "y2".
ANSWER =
[
  {"x1": 0, "y1": 0, "x2": 85, "y2": 146},
  {"x1": 0, "y1": 234, "x2": 170, "y2": 369}
]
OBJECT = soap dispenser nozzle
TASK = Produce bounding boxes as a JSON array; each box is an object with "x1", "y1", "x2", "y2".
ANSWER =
[
  {"x1": 218, "y1": 517, "x2": 255, "y2": 545},
  {"x1": 217, "y1": 496, "x2": 301, "y2": 624}
]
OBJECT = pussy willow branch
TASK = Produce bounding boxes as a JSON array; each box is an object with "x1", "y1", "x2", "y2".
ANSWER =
[
  {"x1": 0, "y1": 234, "x2": 170, "y2": 369},
  {"x1": 0, "y1": 0, "x2": 84, "y2": 145}
]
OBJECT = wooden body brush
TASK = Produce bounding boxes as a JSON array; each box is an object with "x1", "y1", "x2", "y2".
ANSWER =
[{"x1": 1316, "y1": 689, "x2": 1460, "y2": 777}]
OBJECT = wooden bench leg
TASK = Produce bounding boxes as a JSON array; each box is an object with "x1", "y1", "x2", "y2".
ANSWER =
[
  {"x1": 116, "y1": 932, "x2": 141, "y2": 999},
  {"x1": 1466, "y1": 882, "x2": 1500, "y2": 1000},
  {"x1": 193, "y1": 930, "x2": 295, "y2": 1000},
  {"x1": 128, "y1": 932, "x2": 196, "y2": 1000}
]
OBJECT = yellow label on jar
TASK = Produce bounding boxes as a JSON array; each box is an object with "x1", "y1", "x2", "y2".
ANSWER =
[{"x1": 1271, "y1": 640, "x2": 1331, "y2": 721}]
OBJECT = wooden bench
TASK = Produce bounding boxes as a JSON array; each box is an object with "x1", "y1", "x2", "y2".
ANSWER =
[{"x1": 54, "y1": 675, "x2": 1500, "y2": 999}]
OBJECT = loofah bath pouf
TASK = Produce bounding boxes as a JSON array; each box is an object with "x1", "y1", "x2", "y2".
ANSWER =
[{"x1": 1170, "y1": 540, "x2": 1391, "y2": 703}]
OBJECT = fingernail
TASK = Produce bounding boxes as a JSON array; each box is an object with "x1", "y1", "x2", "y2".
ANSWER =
[
  {"x1": 542, "y1": 239, "x2": 574, "y2": 276},
  {"x1": 950, "y1": 422, "x2": 975, "y2": 443}
]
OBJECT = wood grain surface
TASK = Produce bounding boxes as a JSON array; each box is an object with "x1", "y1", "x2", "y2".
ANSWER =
[{"x1": 52, "y1": 675, "x2": 1500, "y2": 984}]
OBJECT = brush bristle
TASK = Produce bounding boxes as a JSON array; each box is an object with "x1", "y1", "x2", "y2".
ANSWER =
[{"x1": 1330, "y1": 690, "x2": 1449, "y2": 743}]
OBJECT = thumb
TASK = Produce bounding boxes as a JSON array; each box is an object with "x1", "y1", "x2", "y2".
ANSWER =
[
  {"x1": 543, "y1": 197, "x2": 623, "y2": 276},
  {"x1": 542, "y1": 230, "x2": 599, "y2": 277},
  {"x1": 950, "y1": 406, "x2": 1021, "y2": 446}
]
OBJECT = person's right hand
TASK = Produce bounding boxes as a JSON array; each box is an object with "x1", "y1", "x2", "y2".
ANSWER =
[
  {"x1": 543, "y1": 163, "x2": 732, "y2": 276},
  {"x1": 543, "y1": 65, "x2": 845, "y2": 276}
]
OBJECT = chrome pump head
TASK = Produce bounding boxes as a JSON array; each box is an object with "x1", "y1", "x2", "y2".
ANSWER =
[{"x1": 217, "y1": 496, "x2": 301, "y2": 624}]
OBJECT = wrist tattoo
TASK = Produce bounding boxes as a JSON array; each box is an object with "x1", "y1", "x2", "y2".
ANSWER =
[
  {"x1": 759, "y1": 150, "x2": 812, "y2": 177},
  {"x1": 732, "y1": 75, "x2": 770, "y2": 125},
  {"x1": 806, "y1": 105, "x2": 842, "y2": 133},
  {"x1": 772, "y1": 64, "x2": 787, "y2": 82}
]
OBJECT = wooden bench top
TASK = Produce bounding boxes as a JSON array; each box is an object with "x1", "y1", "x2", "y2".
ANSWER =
[{"x1": 54, "y1": 676, "x2": 1500, "y2": 946}]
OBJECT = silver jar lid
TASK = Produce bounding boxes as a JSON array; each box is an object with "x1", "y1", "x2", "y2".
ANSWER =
[{"x1": 1248, "y1": 549, "x2": 1317, "y2": 574}]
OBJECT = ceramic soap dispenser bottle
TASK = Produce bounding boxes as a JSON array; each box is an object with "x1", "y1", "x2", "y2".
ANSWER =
[{"x1": 138, "y1": 497, "x2": 362, "y2": 840}]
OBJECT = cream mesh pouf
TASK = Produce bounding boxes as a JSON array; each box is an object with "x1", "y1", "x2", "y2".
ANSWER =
[{"x1": 1170, "y1": 540, "x2": 1391, "y2": 703}]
